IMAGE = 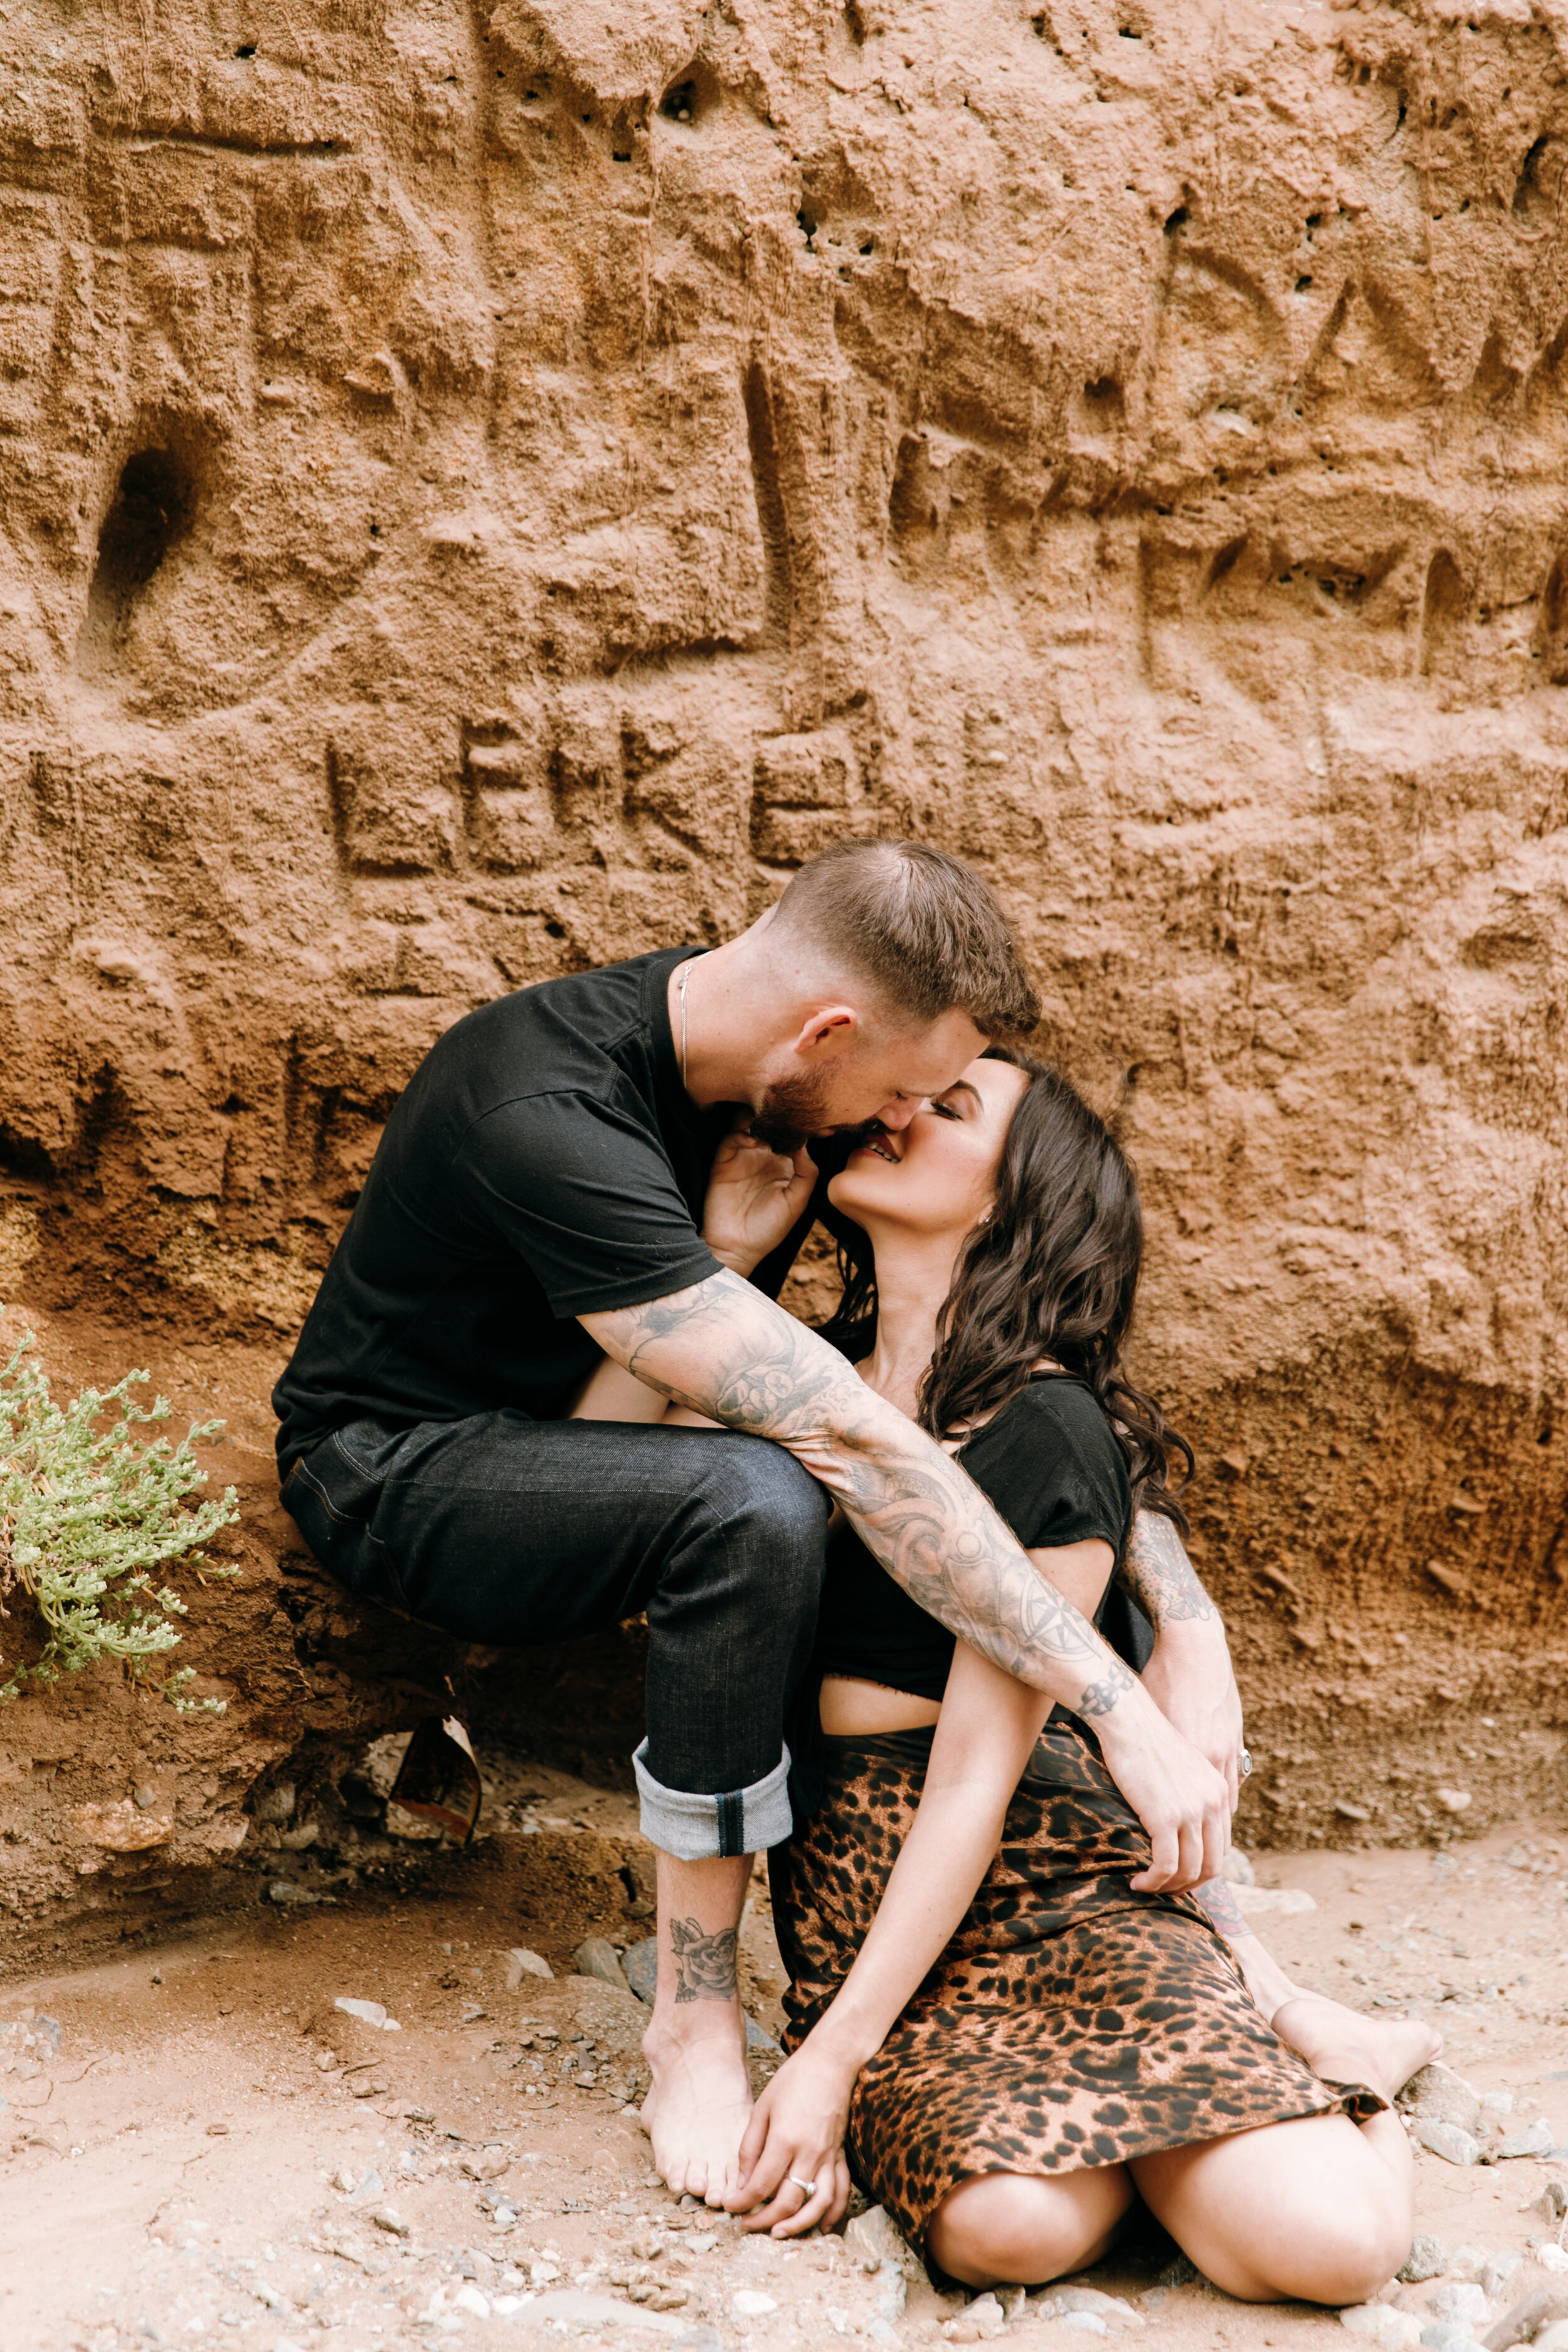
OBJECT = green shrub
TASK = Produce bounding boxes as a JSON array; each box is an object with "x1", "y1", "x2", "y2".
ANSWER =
[{"x1": 0, "y1": 1328, "x2": 240, "y2": 1712}]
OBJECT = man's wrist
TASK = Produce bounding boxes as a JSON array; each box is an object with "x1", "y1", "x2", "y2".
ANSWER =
[{"x1": 1086, "y1": 1671, "x2": 1160, "y2": 1747}]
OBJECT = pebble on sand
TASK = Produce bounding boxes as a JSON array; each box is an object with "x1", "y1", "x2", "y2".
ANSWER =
[
  {"x1": 504, "y1": 1947, "x2": 554, "y2": 1987},
  {"x1": 622, "y1": 1939, "x2": 659, "y2": 2003},
  {"x1": 1337, "y1": 2308, "x2": 1421, "y2": 2347},
  {"x1": 844, "y1": 2206, "x2": 928, "y2": 2284},
  {"x1": 334, "y1": 1998, "x2": 400, "y2": 2032},
  {"x1": 1478, "y1": 2252, "x2": 1520, "y2": 2299},
  {"x1": 1496, "y1": 2115, "x2": 1557, "y2": 2159},
  {"x1": 1412, "y1": 2119, "x2": 1481, "y2": 2166},
  {"x1": 575, "y1": 1938, "x2": 633, "y2": 1995},
  {"x1": 1401, "y1": 2065, "x2": 1483, "y2": 2134},
  {"x1": 1427, "y1": 2282, "x2": 1487, "y2": 2322},
  {"x1": 943, "y1": 2293, "x2": 1010, "y2": 2341},
  {"x1": 1398, "y1": 2235, "x2": 1448, "y2": 2283}
]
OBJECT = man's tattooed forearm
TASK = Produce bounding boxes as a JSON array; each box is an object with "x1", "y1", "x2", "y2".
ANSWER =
[
  {"x1": 670, "y1": 1915, "x2": 738, "y2": 2003},
  {"x1": 592, "y1": 1271, "x2": 1138, "y2": 1717},
  {"x1": 844, "y1": 1453, "x2": 1105, "y2": 1683},
  {"x1": 1194, "y1": 1873, "x2": 1252, "y2": 1942},
  {"x1": 1119, "y1": 1512, "x2": 1221, "y2": 1627},
  {"x1": 1076, "y1": 1664, "x2": 1135, "y2": 1718},
  {"x1": 622, "y1": 1276, "x2": 840, "y2": 1432}
]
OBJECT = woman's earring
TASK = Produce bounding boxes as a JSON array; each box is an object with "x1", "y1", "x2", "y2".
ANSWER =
[{"x1": 978, "y1": 1209, "x2": 992, "y2": 1224}]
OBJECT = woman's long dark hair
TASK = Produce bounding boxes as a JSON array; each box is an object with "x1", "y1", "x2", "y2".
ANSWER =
[{"x1": 822, "y1": 1049, "x2": 1194, "y2": 1530}]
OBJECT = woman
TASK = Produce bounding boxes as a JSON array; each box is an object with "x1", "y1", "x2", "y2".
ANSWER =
[{"x1": 576, "y1": 1052, "x2": 1431, "y2": 2302}]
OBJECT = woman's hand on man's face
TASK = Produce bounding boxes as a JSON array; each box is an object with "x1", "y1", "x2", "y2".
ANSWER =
[
  {"x1": 701, "y1": 1115, "x2": 818, "y2": 1279},
  {"x1": 723, "y1": 2043, "x2": 854, "y2": 2237}
]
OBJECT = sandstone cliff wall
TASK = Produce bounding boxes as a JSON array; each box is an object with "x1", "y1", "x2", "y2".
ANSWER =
[{"x1": 1, "y1": 0, "x2": 1565, "y2": 1937}]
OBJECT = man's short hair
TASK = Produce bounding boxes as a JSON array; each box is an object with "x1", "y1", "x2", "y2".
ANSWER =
[{"x1": 772, "y1": 837, "x2": 1040, "y2": 1043}]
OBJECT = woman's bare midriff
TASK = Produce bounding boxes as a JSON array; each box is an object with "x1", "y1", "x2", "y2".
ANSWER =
[{"x1": 819, "y1": 1673, "x2": 941, "y2": 1735}]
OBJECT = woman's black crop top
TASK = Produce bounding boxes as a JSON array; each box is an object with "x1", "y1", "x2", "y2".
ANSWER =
[{"x1": 812, "y1": 1369, "x2": 1136, "y2": 1705}]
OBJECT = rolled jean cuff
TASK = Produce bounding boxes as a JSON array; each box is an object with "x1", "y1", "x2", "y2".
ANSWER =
[{"x1": 633, "y1": 1740, "x2": 793, "y2": 1861}]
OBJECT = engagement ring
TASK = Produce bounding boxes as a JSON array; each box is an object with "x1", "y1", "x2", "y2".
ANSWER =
[
  {"x1": 787, "y1": 2175, "x2": 818, "y2": 2197},
  {"x1": 1239, "y1": 1747, "x2": 1253, "y2": 1779}
]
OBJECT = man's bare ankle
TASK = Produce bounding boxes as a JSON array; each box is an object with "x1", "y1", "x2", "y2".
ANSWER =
[{"x1": 644, "y1": 2003, "x2": 744, "y2": 2063}]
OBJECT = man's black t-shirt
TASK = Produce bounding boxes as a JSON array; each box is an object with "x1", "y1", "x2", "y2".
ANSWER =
[{"x1": 273, "y1": 948, "x2": 744, "y2": 1468}]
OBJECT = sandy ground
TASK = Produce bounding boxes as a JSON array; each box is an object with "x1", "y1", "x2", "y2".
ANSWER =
[{"x1": 2, "y1": 1805, "x2": 1566, "y2": 2352}]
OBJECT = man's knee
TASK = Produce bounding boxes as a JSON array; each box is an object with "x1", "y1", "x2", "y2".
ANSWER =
[
  {"x1": 700, "y1": 1442, "x2": 829, "y2": 1587},
  {"x1": 743, "y1": 1441, "x2": 830, "y2": 1538}
]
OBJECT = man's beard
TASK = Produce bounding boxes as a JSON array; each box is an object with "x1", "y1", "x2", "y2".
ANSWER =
[{"x1": 750, "y1": 1066, "x2": 839, "y2": 1153}]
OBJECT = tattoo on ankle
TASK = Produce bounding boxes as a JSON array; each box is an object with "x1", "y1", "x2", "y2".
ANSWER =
[{"x1": 669, "y1": 1915, "x2": 739, "y2": 2003}]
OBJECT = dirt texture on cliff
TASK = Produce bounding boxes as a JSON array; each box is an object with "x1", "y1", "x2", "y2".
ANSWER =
[{"x1": 1, "y1": 0, "x2": 1565, "y2": 1942}]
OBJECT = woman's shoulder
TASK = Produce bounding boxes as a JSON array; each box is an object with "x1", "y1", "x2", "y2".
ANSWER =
[
  {"x1": 982, "y1": 1373, "x2": 1118, "y2": 1446},
  {"x1": 967, "y1": 1377, "x2": 1131, "y2": 1496}
]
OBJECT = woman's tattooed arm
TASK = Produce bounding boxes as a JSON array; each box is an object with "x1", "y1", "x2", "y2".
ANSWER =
[
  {"x1": 1118, "y1": 1511, "x2": 1221, "y2": 1629},
  {"x1": 1193, "y1": 1873, "x2": 1251, "y2": 1941}
]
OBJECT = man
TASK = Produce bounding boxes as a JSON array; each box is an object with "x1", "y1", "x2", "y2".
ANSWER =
[{"x1": 275, "y1": 839, "x2": 1236, "y2": 2201}]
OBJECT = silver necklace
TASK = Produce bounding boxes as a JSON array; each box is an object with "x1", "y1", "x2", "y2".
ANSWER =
[{"x1": 677, "y1": 956, "x2": 693, "y2": 1086}]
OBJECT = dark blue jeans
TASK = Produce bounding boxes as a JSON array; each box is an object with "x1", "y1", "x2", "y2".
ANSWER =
[{"x1": 281, "y1": 1412, "x2": 830, "y2": 1859}]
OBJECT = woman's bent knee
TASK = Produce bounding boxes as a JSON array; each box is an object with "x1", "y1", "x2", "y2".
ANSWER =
[
  {"x1": 1133, "y1": 2116, "x2": 1412, "y2": 2307},
  {"x1": 928, "y1": 2167, "x2": 1132, "y2": 2289},
  {"x1": 1295, "y1": 2208, "x2": 1412, "y2": 2309}
]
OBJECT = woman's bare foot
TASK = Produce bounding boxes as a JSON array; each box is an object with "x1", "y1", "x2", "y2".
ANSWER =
[
  {"x1": 640, "y1": 2011, "x2": 755, "y2": 2206},
  {"x1": 1271, "y1": 1993, "x2": 1443, "y2": 2107}
]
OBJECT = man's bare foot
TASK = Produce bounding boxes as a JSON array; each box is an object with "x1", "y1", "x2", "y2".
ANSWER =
[
  {"x1": 1271, "y1": 1993, "x2": 1443, "y2": 2107},
  {"x1": 640, "y1": 2011, "x2": 755, "y2": 2206}
]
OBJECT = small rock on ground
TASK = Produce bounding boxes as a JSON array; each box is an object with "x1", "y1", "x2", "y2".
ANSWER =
[
  {"x1": 575, "y1": 1938, "x2": 632, "y2": 1995},
  {"x1": 1412, "y1": 2119, "x2": 1481, "y2": 2166}
]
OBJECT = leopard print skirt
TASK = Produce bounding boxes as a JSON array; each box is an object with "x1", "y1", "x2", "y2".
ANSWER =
[{"x1": 770, "y1": 1720, "x2": 1382, "y2": 2257}]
